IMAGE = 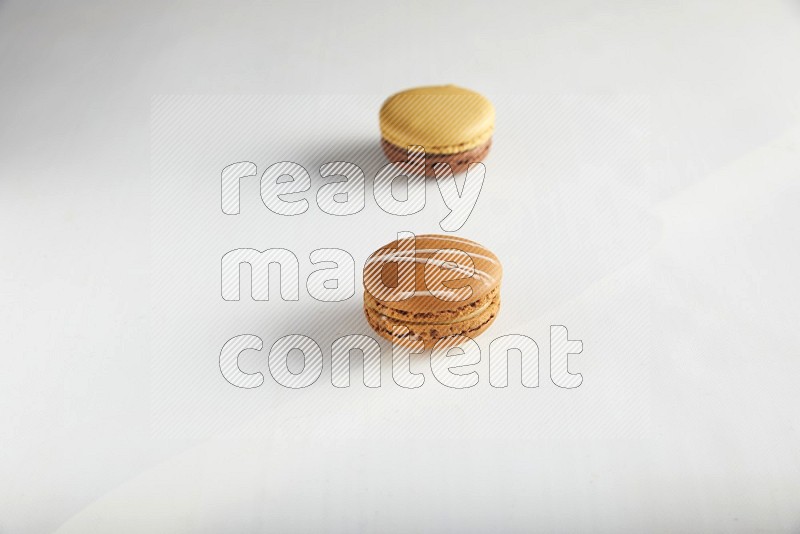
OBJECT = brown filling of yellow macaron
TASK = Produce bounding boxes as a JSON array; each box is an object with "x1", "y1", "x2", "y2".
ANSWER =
[{"x1": 380, "y1": 138, "x2": 493, "y2": 176}]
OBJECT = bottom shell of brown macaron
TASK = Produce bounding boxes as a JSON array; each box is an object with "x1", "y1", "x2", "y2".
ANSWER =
[
  {"x1": 380, "y1": 138, "x2": 492, "y2": 176},
  {"x1": 364, "y1": 289, "x2": 501, "y2": 349}
]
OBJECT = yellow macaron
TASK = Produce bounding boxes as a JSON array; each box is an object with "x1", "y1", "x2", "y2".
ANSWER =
[{"x1": 379, "y1": 85, "x2": 495, "y2": 174}]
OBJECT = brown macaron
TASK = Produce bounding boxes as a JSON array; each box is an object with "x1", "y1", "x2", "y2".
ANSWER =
[
  {"x1": 379, "y1": 85, "x2": 495, "y2": 176},
  {"x1": 363, "y1": 234, "x2": 502, "y2": 348}
]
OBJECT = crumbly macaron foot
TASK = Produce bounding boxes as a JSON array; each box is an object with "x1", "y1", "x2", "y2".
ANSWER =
[
  {"x1": 364, "y1": 293, "x2": 500, "y2": 348},
  {"x1": 364, "y1": 286, "x2": 499, "y2": 325}
]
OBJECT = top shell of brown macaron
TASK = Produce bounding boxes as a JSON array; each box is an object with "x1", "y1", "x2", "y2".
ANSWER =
[{"x1": 363, "y1": 234, "x2": 502, "y2": 314}]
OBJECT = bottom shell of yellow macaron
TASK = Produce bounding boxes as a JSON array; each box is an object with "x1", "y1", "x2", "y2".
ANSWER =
[{"x1": 380, "y1": 137, "x2": 492, "y2": 177}]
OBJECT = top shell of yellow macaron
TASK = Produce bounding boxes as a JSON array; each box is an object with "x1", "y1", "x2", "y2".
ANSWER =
[{"x1": 379, "y1": 85, "x2": 495, "y2": 155}]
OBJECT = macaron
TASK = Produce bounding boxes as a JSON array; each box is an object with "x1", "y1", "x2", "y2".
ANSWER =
[
  {"x1": 379, "y1": 85, "x2": 495, "y2": 176},
  {"x1": 363, "y1": 234, "x2": 502, "y2": 348}
]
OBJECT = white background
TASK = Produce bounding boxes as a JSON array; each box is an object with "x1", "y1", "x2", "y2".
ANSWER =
[{"x1": 1, "y1": 1, "x2": 799, "y2": 533}]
